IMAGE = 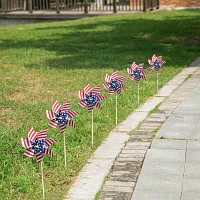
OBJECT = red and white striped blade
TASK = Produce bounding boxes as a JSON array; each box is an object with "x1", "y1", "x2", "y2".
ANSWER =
[
  {"x1": 52, "y1": 100, "x2": 61, "y2": 114},
  {"x1": 92, "y1": 86, "x2": 101, "y2": 95},
  {"x1": 46, "y1": 110, "x2": 56, "y2": 120},
  {"x1": 44, "y1": 138, "x2": 56, "y2": 146},
  {"x1": 24, "y1": 149, "x2": 35, "y2": 157},
  {"x1": 84, "y1": 84, "x2": 92, "y2": 95},
  {"x1": 48, "y1": 120, "x2": 58, "y2": 128},
  {"x1": 78, "y1": 100, "x2": 87, "y2": 107},
  {"x1": 111, "y1": 71, "x2": 118, "y2": 80},
  {"x1": 38, "y1": 128, "x2": 47, "y2": 140},
  {"x1": 20, "y1": 138, "x2": 32, "y2": 149},
  {"x1": 61, "y1": 102, "x2": 70, "y2": 112},
  {"x1": 68, "y1": 110, "x2": 78, "y2": 118},
  {"x1": 36, "y1": 153, "x2": 44, "y2": 163},
  {"x1": 105, "y1": 74, "x2": 111, "y2": 83},
  {"x1": 59, "y1": 124, "x2": 66, "y2": 133},
  {"x1": 28, "y1": 127, "x2": 37, "y2": 142}
]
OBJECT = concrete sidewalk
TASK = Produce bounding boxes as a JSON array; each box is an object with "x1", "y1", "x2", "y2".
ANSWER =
[{"x1": 131, "y1": 60, "x2": 200, "y2": 200}]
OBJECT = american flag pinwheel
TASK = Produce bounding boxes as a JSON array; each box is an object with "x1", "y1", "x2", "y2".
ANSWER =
[
  {"x1": 148, "y1": 55, "x2": 166, "y2": 72},
  {"x1": 103, "y1": 71, "x2": 127, "y2": 95},
  {"x1": 20, "y1": 128, "x2": 56, "y2": 162},
  {"x1": 78, "y1": 84, "x2": 106, "y2": 112},
  {"x1": 127, "y1": 62, "x2": 148, "y2": 83},
  {"x1": 46, "y1": 101, "x2": 78, "y2": 133}
]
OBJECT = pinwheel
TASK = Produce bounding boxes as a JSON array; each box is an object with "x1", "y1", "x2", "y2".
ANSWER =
[
  {"x1": 46, "y1": 100, "x2": 78, "y2": 166},
  {"x1": 127, "y1": 62, "x2": 148, "y2": 105},
  {"x1": 103, "y1": 71, "x2": 127, "y2": 125},
  {"x1": 103, "y1": 71, "x2": 127, "y2": 96},
  {"x1": 21, "y1": 127, "x2": 56, "y2": 199},
  {"x1": 78, "y1": 84, "x2": 106, "y2": 112},
  {"x1": 78, "y1": 84, "x2": 106, "y2": 147},
  {"x1": 148, "y1": 55, "x2": 166, "y2": 90}
]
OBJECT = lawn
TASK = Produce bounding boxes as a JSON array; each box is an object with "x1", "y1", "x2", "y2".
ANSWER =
[{"x1": 0, "y1": 9, "x2": 200, "y2": 200}]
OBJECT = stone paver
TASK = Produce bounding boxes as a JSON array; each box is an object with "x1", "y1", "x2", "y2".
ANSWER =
[
  {"x1": 151, "y1": 139, "x2": 186, "y2": 150},
  {"x1": 136, "y1": 97, "x2": 165, "y2": 112},
  {"x1": 115, "y1": 111, "x2": 148, "y2": 132},
  {"x1": 132, "y1": 190, "x2": 180, "y2": 200}
]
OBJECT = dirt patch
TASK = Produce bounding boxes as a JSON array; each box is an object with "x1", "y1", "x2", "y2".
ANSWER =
[
  {"x1": 9, "y1": 92, "x2": 26, "y2": 102},
  {"x1": 0, "y1": 108, "x2": 17, "y2": 126}
]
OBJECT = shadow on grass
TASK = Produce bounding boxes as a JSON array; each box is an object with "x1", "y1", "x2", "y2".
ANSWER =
[{"x1": 1, "y1": 10, "x2": 200, "y2": 70}]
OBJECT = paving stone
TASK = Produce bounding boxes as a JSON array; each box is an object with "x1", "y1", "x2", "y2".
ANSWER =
[
  {"x1": 103, "y1": 186, "x2": 133, "y2": 193},
  {"x1": 179, "y1": 78, "x2": 200, "y2": 89},
  {"x1": 167, "y1": 74, "x2": 188, "y2": 85},
  {"x1": 165, "y1": 92, "x2": 189, "y2": 102},
  {"x1": 123, "y1": 145, "x2": 149, "y2": 150},
  {"x1": 132, "y1": 189, "x2": 181, "y2": 200},
  {"x1": 115, "y1": 111, "x2": 148, "y2": 132},
  {"x1": 94, "y1": 132, "x2": 129, "y2": 159},
  {"x1": 174, "y1": 106, "x2": 200, "y2": 115},
  {"x1": 181, "y1": 177, "x2": 200, "y2": 200},
  {"x1": 67, "y1": 158, "x2": 114, "y2": 200},
  {"x1": 144, "y1": 149, "x2": 185, "y2": 163},
  {"x1": 136, "y1": 97, "x2": 165, "y2": 112},
  {"x1": 135, "y1": 172, "x2": 183, "y2": 192},
  {"x1": 101, "y1": 191, "x2": 132, "y2": 200},
  {"x1": 126, "y1": 142, "x2": 151, "y2": 147},
  {"x1": 186, "y1": 150, "x2": 200, "y2": 163},
  {"x1": 151, "y1": 139, "x2": 186, "y2": 150},
  {"x1": 129, "y1": 138, "x2": 152, "y2": 142},
  {"x1": 132, "y1": 130, "x2": 154, "y2": 136},
  {"x1": 187, "y1": 140, "x2": 200, "y2": 149},
  {"x1": 141, "y1": 122, "x2": 163, "y2": 127},
  {"x1": 116, "y1": 157, "x2": 144, "y2": 162},
  {"x1": 157, "y1": 113, "x2": 200, "y2": 139},
  {"x1": 156, "y1": 83, "x2": 180, "y2": 97},
  {"x1": 110, "y1": 172, "x2": 139, "y2": 182},
  {"x1": 156, "y1": 109, "x2": 174, "y2": 115},
  {"x1": 150, "y1": 113, "x2": 169, "y2": 118},
  {"x1": 114, "y1": 162, "x2": 126, "y2": 166},
  {"x1": 104, "y1": 181, "x2": 135, "y2": 187},
  {"x1": 192, "y1": 73, "x2": 200, "y2": 78},
  {"x1": 113, "y1": 162, "x2": 142, "y2": 171},
  {"x1": 130, "y1": 135, "x2": 152, "y2": 139},
  {"x1": 146, "y1": 117, "x2": 167, "y2": 122},
  {"x1": 184, "y1": 162, "x2": 200, "y2": 178},
  {"x1": 189, "y1": 120, "x2": 200, "y2": 140},
  {"x1": 121, "y1": 150, "x2": 146, "y2": 154},
  {"x1": 140, "y1": 160, "x2": 185, "y2": 176},
  {"x1": 119, "y1": 153, "x2": 145, "y2": 158}
]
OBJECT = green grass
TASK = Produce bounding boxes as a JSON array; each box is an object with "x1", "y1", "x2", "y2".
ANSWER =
[{"x1": 0, "y1": 9, "x2": 200, "y2": 199}]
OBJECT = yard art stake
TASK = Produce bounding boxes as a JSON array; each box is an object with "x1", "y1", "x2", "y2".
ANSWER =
[
  {"x1": 138, "y1": 82, "x2": 139, "y2": 106},
  {"x1": 148, "y1": 55, "x2": 166, "y2": 91},
  {"x1": 116, "y1": 93, "x2": 118, "y2": 125},
  {"x1": 46, "y1": 101, "x2": 78, "y2": 166},
  {"x1": 20, "y1": 128, "x2": 56, "y2": 199},
  {"x1": 41, "y1": 161, "x2": 45, "y2": 199},
  {"x1": 127, "y1": 62, "x2": 148, "y2": 106},
  {"x1": 78, "y1": 84, "x2": 106, "y2": 147},
  {"x1": 103, "y1": 71, "x2": 127, "y2": 125}
]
